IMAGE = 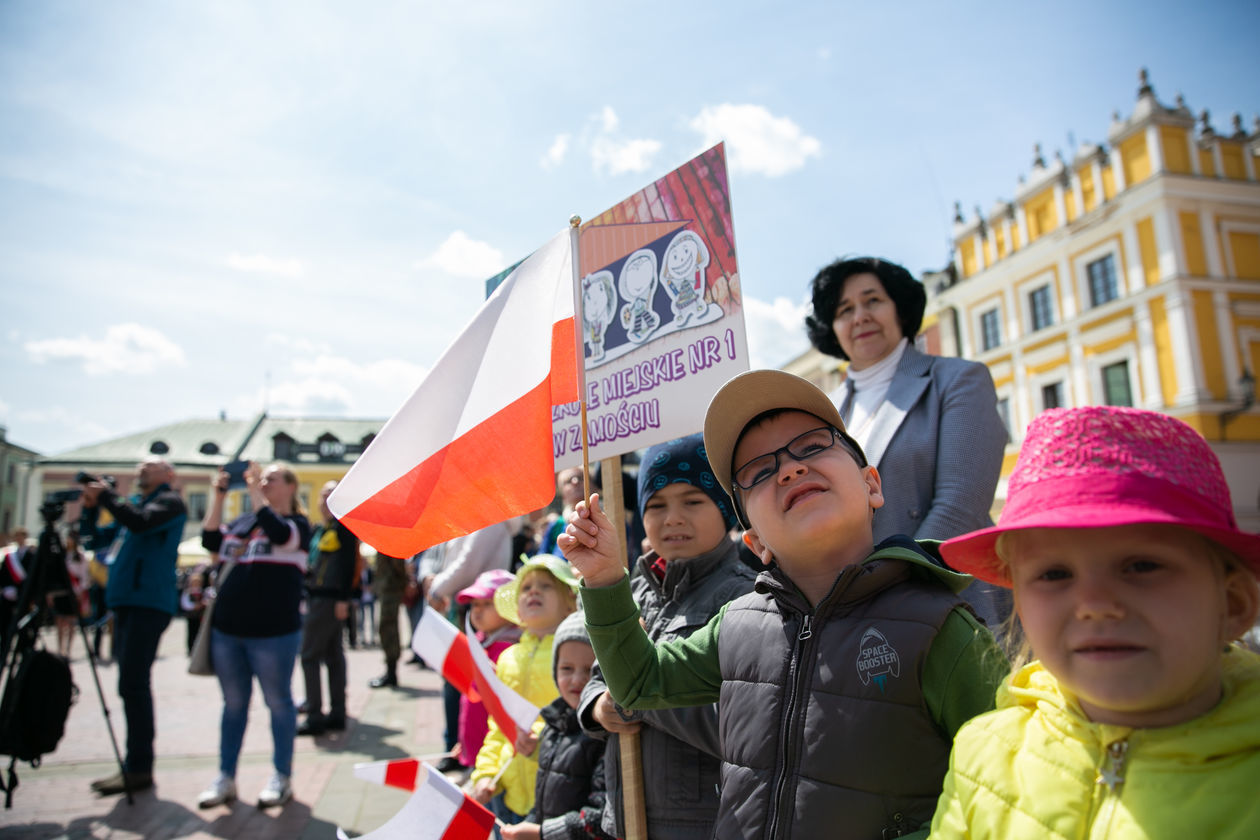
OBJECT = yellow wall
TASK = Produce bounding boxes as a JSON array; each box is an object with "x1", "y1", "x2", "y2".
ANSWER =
[
  {"x1": 960, "y1": 238, "x2": 977, "y2": 278},
  {"x1": 1079, "y1": 166, "x2": 1097, "y2": 212},
  {"x1": 1064, "y1": 188, "x2": 1078, "y2": 222},
  {"x1": 1102, "y1": 165, "x2": 1117, "y2": 200},
  {"x1": 1080, "y1": 307, "x2": 1134, "y2": 336},
  {"x1": 1136, "y1": 216, "x2": 1160, "y2": 286},
  {"x1": 1199, "y1": 146, "x2": 1217, "y2": 178},
  {"x1": 1221, "y1": 143, "x2": 1247, "y2": 180},
  {"x1": 1120, "y1": 133, "x2": 1151, "y2": 186},
  {"x1": 1025, "y1": 351, "x2": 1070, "y2": 376},
  {"x1": 1160, "y1": 126, "x2": 1192, "y2": 175},
  {"x1": 1024, "y1": 188, "x2": 1058, "y2": 242},
  {"x1": 1228, "y1": 231, "x2": 1260, "y2": 279},
  {"x1": 1193, "y1": 289, "x2": 1226, "y2": 399},
  {"x1": 983, "y1": 237, "x2": 995, "y2": 268},
  {"x1": 1149, "y1": 296, "x2": 1176, "y2": 407},
  {"x1": 994, "y1": 224, "x2": 1008, "y2": 259},
  {"x1": 1180, "y1": 211, "x2": 1208, "y2": 276}
]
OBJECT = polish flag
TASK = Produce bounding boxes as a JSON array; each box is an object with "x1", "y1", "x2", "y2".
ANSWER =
[
  {"x1": 340, "y1": 760, "x2": 496, "y2": 840},
  {"x1": 409, "y1": 607, "x2": 540, "y2": 746},
  {"x1": 328, "y1": 229, "x2": 578, "y2": 557}
]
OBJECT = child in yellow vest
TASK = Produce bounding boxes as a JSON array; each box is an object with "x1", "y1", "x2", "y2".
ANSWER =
[
  {"x1": 932, "y1": 406, "x2": 1260, "y2": 838},
  {"x1": 469, "y1": 555, "x2": 578, "y2": 826}
]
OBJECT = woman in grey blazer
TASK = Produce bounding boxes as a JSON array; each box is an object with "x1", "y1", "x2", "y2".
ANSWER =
[{"x1": 804, "y1": 256, "x2": 1010, "y2": 627}]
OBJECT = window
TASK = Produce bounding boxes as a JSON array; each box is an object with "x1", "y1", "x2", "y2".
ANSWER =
[
  {"x1": 1029, "y1": 285, "x2": 1054, "y2": 331},
  {"x1": 980, "y1": 308, "x2": 1002, "y2": 351},
  {"x1": 996, "y1": 397, "x2": 1012, "y2": 442},
  {"x1": 1103, "y1": 360, "x2": 1133, "y2": 406},
  {"x1": 1041, "y1": 381, "x2": 1065, "y2": 410},
  {"x1": 188, "y1": 491, "x2": 208, "y2": 522},
  {"x1": 1087, "y1": 254, "x2": 1119, "y2": 307}
]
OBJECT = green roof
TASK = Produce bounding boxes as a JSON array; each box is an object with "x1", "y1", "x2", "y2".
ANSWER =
[{"x1": 41, "y1": 413, "x2": 386, "y2": 469}]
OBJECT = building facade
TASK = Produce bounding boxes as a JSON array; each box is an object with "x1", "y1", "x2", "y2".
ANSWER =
[
  {"x1": 29, "y1": 414, "x2": 385, "y2": 544},
  {"x1": 929, "y1": 70, "x2": 1260, "y2": 528}
]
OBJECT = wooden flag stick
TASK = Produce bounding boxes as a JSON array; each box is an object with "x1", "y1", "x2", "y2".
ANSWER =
[{"x1": 571, "y1": 213, "x2": 648, "y2": 840}]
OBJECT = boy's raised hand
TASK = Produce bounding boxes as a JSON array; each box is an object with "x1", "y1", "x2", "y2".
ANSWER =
[{"x1": 558, "y1": 493, "x2": 625, "y2": 588}]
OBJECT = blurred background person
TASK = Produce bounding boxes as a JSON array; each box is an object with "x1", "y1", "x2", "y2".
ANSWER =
[
  {"x1": 197, "y1": 462, "x2": 311, "y2": 810},
  {"x1": 50, "y1": 529, "x2": 89, "y2": 659},
  {"x1": 79, "y1": 457, "x2": 187, "y2": 796},
  {"x1": 298, "y1": 480, "x2": 358, "y2": 736}
]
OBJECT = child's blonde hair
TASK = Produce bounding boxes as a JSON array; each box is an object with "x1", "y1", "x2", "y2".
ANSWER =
[{"x1": 493, "y1": 554, "x2": 580, "y2": 626}]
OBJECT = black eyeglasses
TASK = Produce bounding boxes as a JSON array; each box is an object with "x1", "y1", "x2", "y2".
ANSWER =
[{"x1": 732, "y1": 426, "x2": 865, "y2": 491}]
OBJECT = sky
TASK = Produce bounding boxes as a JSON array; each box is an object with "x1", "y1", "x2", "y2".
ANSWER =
[{"x1": 2, "y1": 0, "x2": 1258, "y2": 456}]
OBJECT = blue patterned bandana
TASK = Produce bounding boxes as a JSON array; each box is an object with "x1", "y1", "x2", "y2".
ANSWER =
[{"x1": 637, "y1": 433, "x2": 738, "y2": 531}]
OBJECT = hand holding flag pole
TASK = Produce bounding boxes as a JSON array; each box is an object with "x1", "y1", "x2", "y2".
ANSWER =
[{"x1": 569, "y1": 215, "x2": 649, "y2": 840}]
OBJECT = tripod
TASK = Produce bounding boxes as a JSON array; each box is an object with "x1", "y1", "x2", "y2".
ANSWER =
[{"x1": 0, "y1": 501, "x2": 131, "y2": 807}]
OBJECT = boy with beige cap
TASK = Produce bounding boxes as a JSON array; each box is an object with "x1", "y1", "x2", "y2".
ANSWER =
[{"x1": 561, "y1": 369, "x2": 1004, "y2": 840}]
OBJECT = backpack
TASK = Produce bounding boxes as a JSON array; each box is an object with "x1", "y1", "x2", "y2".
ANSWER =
[{"x1": 0, "y1": 645, "x2": 77, "y2": 807}]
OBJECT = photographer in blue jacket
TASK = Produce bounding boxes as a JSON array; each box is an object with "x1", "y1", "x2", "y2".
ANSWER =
[{"x1": 79, "y1": 457, "x2": 187, "y2": 795}]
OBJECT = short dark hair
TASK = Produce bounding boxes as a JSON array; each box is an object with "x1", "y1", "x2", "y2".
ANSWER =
[{"x1": 804, "y1": 257, "x2": 926, "y2": 361}]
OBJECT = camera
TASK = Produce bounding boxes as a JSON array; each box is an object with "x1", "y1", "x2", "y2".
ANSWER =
[
  {"x1": 222, "y1": 460, "x2": 250, "y2": 490},
  {"x1": 47, "y1": 488, "x2": 83, "y2": 504},
  {"x1": 75, "y1": 471, "x2": 116, "y2": 487}
]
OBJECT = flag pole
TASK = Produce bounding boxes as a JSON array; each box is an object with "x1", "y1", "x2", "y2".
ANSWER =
[
  {"x1": 570, "y1": 216, "x2": 592, "y2": 496},
  {"x1": 569, "y1": 215, "x2": 648, "y2": 840}
]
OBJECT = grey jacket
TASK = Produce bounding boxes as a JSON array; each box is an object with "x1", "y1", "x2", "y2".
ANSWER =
[
  {"x1": 579, "y1": 538, "x2": 756, "y2": 840},
  {"x1": 838, "y1": 346, "x2": 1009, "y2": 627}
]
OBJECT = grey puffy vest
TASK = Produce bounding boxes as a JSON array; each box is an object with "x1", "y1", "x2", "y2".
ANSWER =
[{"x1": 715, "y1": 557, "x2": 960, "y2": 840}]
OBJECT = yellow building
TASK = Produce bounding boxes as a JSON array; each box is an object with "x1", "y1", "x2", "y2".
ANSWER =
[{"x1": 930, "y1": 70, "x2": 1260, "y2": 528}]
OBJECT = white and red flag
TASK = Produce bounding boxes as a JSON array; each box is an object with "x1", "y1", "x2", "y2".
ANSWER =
[
  {"x1": 409, "y1": 607, "x2": 541, "y2": 746},
  {"x1": 328, "y1": 229, "x2": 578, "y2": 557},
  {"x1": 340, "y1": 760, "x2": 496, "y2": 840}
]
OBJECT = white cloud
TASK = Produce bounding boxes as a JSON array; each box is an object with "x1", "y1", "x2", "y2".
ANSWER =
[
  {"x1": 291, "y1": 355, "x2": 426, "y2": 392},
  {"x1": 415, "y1": 231, "x2": 507, "y2": 279},
  {"x1": 689, "y1": 104, "x2": 822, "y2": 176},
  {"x1": 591, "y1": 137, "x2": 663, "y2": 176},
  {"x1": 232, "y1": 354, "x2": 428, "y2": 419},
  {"x1": 12, "y1": 406, "x2": 112, "y2": 454},
  {"x1": 264, "y1": 333, "x2": 333, "y2": 356},
  {"x1": 25, "y1": 323, "x2": 188, "y2": 375},
  {"x1": 743, "y1": 294, "x2": 812, "y2": 369},
  {"x1": 541, "y1": 133, "x2": 570, "y2": 169},
  {"x1": 225, "y1": 252, "x2": 304, "y2": 277},
  {"x1": 599, "y1": 106, "x2": 619, "y2": 133}
]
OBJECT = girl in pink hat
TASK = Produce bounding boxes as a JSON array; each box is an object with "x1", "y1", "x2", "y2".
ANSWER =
[
  {"x1": 932, "y1": 406, "x2": 1260, "y2": 838},
  {"x1": 445, "y1": 569, "x2": 520, "y2": 776}
]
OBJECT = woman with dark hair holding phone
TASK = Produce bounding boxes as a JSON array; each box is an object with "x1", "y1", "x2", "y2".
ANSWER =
[
  {"x1": 805, "y1": 256, "x2": 1009, "y2": 626},
  {"x1": 196, "y1": 462, "x2": 311, "y2": 810}
]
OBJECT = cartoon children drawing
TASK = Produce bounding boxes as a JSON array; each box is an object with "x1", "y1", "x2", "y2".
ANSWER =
[
  {"x1": 581, "y1": 270, "x2": 617, "y2": 363},
  {"x1": 660, "y1": 230, "x2": 711, "y2": 325},
  {"x1": 618, "y1": 249, "x2": 660, "y2": 344}
]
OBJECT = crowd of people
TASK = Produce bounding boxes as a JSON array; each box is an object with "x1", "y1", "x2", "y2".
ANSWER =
[{"x1": 3, "y1": 254, "x2": 1259, "y2": 837}]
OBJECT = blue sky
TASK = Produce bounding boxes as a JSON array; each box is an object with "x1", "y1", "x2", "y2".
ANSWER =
[{"x1": 2, "y1": 0, "x2": 1257, "y2": 455}]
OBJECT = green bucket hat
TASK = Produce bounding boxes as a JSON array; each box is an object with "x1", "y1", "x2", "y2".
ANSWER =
[{"x1": 494, "y1": 554, "x2": 580, "y2": 626}]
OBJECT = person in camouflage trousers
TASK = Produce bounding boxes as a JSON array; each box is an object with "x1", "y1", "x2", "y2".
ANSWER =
[{"x1": 369, "y1": 552, "x2": 410, "y2": 689}]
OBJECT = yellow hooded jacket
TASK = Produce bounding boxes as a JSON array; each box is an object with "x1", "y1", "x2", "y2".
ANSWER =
[
  {"x1": 931, "y1": 649, "x2": 1260, "y2": 839},
  {"x1": 470, "y1": 631, "x2": 558, "y2": 817}
]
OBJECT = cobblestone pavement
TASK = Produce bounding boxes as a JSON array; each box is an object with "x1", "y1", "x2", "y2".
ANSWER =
[{"x1": 0, "y1": 614, "x2": 446, "y2": 839}]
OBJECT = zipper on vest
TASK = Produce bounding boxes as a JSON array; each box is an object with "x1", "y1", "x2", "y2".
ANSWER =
[
  {"x1": 1095, "y1": 738, "x2": 1128, "y2": 793},
  {"x1": 767, "y1": 610, "x2": 819, "y2": 840}
]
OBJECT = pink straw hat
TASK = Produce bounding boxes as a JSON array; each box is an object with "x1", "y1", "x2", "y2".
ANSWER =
[{"x1": 941, "y1": 406, "x2": 1260, "y2": 586}]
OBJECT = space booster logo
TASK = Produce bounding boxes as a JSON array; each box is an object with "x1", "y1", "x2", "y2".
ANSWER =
[{"x1": 856, "y1": 626, "x2": 901, "y2": 694}]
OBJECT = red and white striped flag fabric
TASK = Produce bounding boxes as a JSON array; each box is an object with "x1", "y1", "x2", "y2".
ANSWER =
[
  {"x1": 409, "y1": 607, "x2": 540, "y2": 746},
  {"x1": 328, "y1": 229, "x2": 578, "y2": 557},
  {"x1": 340, "y1": 760, "x2": 496, "y2": 840}
]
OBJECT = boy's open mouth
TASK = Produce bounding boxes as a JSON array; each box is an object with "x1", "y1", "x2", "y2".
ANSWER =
[{"x1": 784, "y1": 482, "x2": 826, "y2": 511}]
